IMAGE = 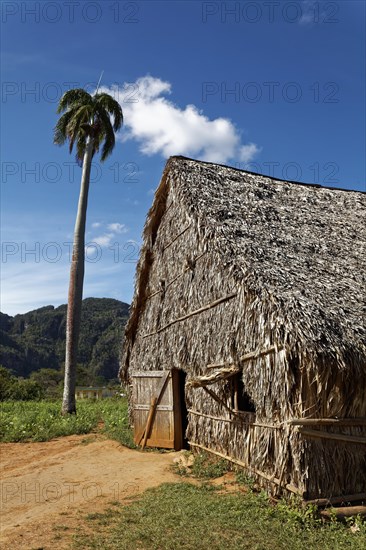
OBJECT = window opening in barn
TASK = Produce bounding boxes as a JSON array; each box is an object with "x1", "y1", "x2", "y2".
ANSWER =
[{"x1": 232, "y1": 373, "x2": 256, "y2": 413}]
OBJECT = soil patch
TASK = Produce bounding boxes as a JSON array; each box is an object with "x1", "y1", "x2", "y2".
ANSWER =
[{"x1": 0, "y1": 434, "x2": 182, "y2": 549}]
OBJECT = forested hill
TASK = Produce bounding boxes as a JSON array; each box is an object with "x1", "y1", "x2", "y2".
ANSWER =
[{"x1": 0, "y1": 298, "x2": 130, "y2": 381}]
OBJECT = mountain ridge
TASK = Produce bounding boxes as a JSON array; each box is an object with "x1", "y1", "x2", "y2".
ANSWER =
[{"x1": 0, "y1": 298, "x2": 130, "y2": 381}]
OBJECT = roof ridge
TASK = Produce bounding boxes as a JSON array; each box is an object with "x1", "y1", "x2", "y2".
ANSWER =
[{"x1": 168, "y1": 156, "x2": 366, "y2": 194}]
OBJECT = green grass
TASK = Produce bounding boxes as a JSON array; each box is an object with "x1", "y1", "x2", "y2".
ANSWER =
[
  {"x1": 72, "y1": 483, "x2": 366, "y2": 550},
  {"x1": 173, "y1": 450, "x2": 230, "y2": 479},
  {"x1": 97, "y1": 398, "x2": 136, "y2": 448},
  {"x1": 0, "y1": 397, "x2": 133, "y2": 444},
  {"x1": 2, "y1": 400, "x2": 365, "y2": 549}
]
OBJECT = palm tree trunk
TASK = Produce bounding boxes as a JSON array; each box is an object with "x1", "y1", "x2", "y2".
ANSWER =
[{"x1": 62, "y1": 138, "x2": 94, "y2": 414}]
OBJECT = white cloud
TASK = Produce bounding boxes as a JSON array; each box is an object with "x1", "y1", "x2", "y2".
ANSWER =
[
  {"x1": 91, "y1": 223, "x2": 129, "y2": 248},
  {"x1": 92, "y1": 222, "x2": 102, "y2": 228},
  {"x1": 239, "y1": 143, "x2": 262, "y2": 162},
  {"x1": 107, "y1": 223, "x2": 128, "y2": 234},
  {"x1": 91, "y1": 233, "x2": 114, "y2": 247},
  {"x1": 102, "y1": 76, "x2": 261, "y2": 164}
]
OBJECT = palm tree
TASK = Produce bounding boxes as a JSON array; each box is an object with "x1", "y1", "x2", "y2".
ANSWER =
[{"x1": 54, "y1": 88, "x2": 123, "y2": 414}]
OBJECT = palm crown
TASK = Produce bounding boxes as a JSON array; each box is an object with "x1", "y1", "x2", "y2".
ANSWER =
[{"x1": 54, "y1": 89, "x2": 123, "y2": 162}]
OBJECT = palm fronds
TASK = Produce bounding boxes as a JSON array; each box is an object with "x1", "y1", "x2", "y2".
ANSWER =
[
  {"x1": 54, "y1": 87, "x2": 123, "y2": 163},
  {"x1": 95, "y1": 93, "x2": 123, "y2": 131},
  {"x1": 56, "y1": 89, "x2": 93, "y2": 113}
]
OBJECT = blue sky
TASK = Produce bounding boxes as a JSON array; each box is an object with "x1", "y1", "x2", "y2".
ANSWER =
[{"x1": 1, "y1": 0, "x2": 365, "y2": 315}]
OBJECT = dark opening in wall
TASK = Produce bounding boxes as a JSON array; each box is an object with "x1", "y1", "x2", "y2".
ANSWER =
[
  {"x1": 178, "y1": 369, "x2": 189, "y2": 448},
  {"x1": 232, "y1": 373, "x2": 256, "y2": 413}
]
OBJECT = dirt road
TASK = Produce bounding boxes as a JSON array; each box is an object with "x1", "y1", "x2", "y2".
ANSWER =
[{"x1": 0, "y1": 434, "x2": 181, "y2": 549}]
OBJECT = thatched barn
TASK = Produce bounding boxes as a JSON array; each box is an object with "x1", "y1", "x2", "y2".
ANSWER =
[{"x1": 120, "y1": 156, "x2": 366, "y2": 501}]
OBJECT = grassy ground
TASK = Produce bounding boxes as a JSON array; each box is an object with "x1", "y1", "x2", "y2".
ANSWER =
[
  {"x1": 72, "y1": 483, "x2": 365, "y2": 550},
  {"x1": 0, "y1": 397, "x2": 134, "y2": 446},
  {"x1": 2, "y1": 401, "x2": 365, "y2": 548}
]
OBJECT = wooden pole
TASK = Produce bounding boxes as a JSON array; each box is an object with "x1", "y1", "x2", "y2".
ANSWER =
[
  {"x1": 187, "y1": 408, "x2": 283, "y2": 429},
  {"x1": 144, "y1": 252, "x2": 206, "y2": 301},
  {"x1": 188, "y1": 441, "x2": 303, "y2": 496},
  {"x1": 320, "y1": 506, "x2": 366, "y2": 519},
  {"x1": 163, "y1": 224, "x2": 191, "y2": 250},
  {"x1": 143, "y1": 293, "x2": 237, "y2": 338},
  {"x1": 207, "y1": 345, "x2": 284, "y2": 369},
  {"x1": 289, "y1": 418, "x2": 366, "y2": 426},
  {"x1": 141, "y1": 397, "x2": 158, "y2": 450},
  {"x1": 298, "y1": 428, "x2": 366, "y2": 445},
  {"x1": 201, "y1": 386, "x2": 239, "y2": 419},
  {"x1": 187, "y1": 365, "x2": 240, "y2": 388},
  {"x1": 305, "y1": 493, "x2": 366, "y2": 506}
]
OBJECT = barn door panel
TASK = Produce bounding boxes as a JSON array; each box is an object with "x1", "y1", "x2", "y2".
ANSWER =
[{"x1": 131, "y1": 370, "x2": 183, "y2": 450}]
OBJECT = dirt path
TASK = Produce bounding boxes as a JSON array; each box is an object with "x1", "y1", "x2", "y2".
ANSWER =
[{"x1": 0, "y1": 434, "x2": 182, "y2": 549}]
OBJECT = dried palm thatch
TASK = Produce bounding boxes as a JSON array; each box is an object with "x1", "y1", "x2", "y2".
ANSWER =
[{"x1": 120, "y1": 156, "x2": 366, "y2": 500}]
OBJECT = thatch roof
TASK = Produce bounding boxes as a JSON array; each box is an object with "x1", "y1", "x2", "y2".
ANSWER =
[
  {"x1": 126, "y1": 156, "x2": 366, "y2": 376},
  {"x1": 122, "y1": 157, "x2": 366, "y2": 498}
]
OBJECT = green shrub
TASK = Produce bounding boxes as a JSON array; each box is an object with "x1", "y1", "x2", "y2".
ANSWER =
[{"x1": 0, "y1": 366, "x2": 44, "y2": 401}]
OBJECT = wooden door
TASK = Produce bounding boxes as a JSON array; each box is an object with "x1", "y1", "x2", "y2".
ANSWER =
[{"x1": 131, "y1": 370, "x2": 183, "y2": 450}]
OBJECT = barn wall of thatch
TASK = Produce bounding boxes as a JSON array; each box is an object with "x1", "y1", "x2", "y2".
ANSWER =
[{"x1": 121, "y1": 159, "x2": 366, "y2": 499}]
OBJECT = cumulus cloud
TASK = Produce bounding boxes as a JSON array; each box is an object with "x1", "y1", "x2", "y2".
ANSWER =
[
  {"x1": 102, "y1": 76, "x2": 261, "y2": 164},
  {"x1": 239, "y1": 143, "x2": 261, "y2": 163},
  {"x1": 92, "y1": 234, "x2": 114, "y2": 247},
  {"x1": 90, "y1": 221, "x2": 129, "y2": 249},
  {"x1": 107, "y1": 223, "x2": 128, "y2": 234}
]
